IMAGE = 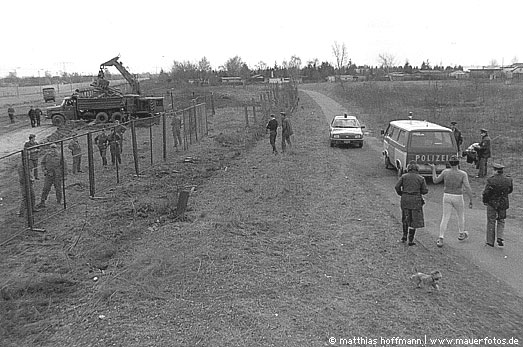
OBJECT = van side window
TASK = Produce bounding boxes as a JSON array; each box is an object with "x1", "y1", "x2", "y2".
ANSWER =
[{"x1": 397, "y1": 130, "x2": 407, "y2": 146}]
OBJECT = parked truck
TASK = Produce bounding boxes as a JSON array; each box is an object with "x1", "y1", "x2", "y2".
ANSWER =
[
  {"x1": 46, "y1": 94, "x2": 164, "y2": 126},
  {"x1": 42, "y1": 87, "x2": 56, "y2": 102}
]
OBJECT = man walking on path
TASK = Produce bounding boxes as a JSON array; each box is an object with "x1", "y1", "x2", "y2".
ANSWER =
[
  {"x1": 395, "y1": 161, "x2": 429, "y2": 246},
  {"x1": 475, "y1": 128, "x2": 491, "y2": 178},
  {"x1": 482, "y1": 163, "x2": 513, "y2": 247},
  {"x1": 24, "y1": 134, "x2": 40, "y2": 180},
  {"x1": 7, "y1": 105, "x2": 15, "y2": 123},
  {"x1": 266, "y1": 114, "x2": 278, "y2": 154},
  {"x1": 28, "y1": 106, "x2": 36, "y2": 127},
  {"x1": 430, "y1": 155, "x2": 473, "y2": 248},
  {"x1": 68, "y1": 137, "x2": 82, "y2": 174},
  {"x1": 37, "y1": 143, "x2": 64, "y2": 208},
  {"x1": 280, "y1": 111, "x2": 293, "y2": 153}
]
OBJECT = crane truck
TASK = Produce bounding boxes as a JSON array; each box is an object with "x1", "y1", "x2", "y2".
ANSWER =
[{"x1": 46, "y1": 56, "x2": 164, "y2": 126}]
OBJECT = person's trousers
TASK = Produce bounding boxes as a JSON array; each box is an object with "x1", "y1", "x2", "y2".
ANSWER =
[
  {"x1": 486, "y1": 205, "x2": 505, "y2": 245},
  {"x1": 29, "y1": 159, "x2": 39, "y2": 179},
  {"x1": 439, "y1": 193, "x2": 465, "y2": 239},
  {"x1": 99, "y1": 148, "x2": 107, "y2": 166},
  {"x1": 72, "y1": 155, "x2": 81, "y2": 173},
  {"x1": 269, "y1": 131, "x2": 277, "y2": 152},
  {"x1": 282, "y1": 134, "x2": 291, "y2": 152},
  {"x1": 41, "y1": 175, "x2": 62, "y2": 204},
  {"x1": 173, "y1": 130, "x2": 182, "y2": 147},
  {"x1": 478, "y1": 157, "x2": 488, "y2": 177}
]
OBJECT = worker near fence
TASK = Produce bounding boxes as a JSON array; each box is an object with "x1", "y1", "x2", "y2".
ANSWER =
[
  {"x1": 37, "y1": 143, "x2": 64, "y2": 208},
  {"x1": 171, "y1": 113, "x2": 182, "y2": 150},
  {"x1": 24, "y1": 134, "x2": 40, "y2": 180},
  {"x1": 266, "y1": 114, "x2": 278, "y2": 154},
  {"x1": 113, "y1": 120, "x2": 127, "y2": 153},
  {"x1": 68, "y1": 137, "x2": 83, "y2": 174},
  {"x1": 28, "y1": 106, "x2": 36, "y2": 127},
  {"x1": 108, "y1": 129, "x2": 122, "y2": 165},
  {"x1": 94, "y1": 129, "x2": 109, "y2": 166},
  {"x1": 280, "y1": 111, "x2": 293, "y2": 153},
  {"x1": 7, "y1": 105, "x2": 15, "y2": 123},
  {"x1": 17, "y1": 163, "x2": 38, "y2": 217}
]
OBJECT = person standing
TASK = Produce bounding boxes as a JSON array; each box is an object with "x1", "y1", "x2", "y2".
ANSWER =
[
  {"x1": 171, "y1": 113, "x2": 183, "y2": 150},
  {"x1": 266, "y1": 114, "x2": 278, "y2": 154},
  {"x1": 28, "y1": 106, "x2": 36, "y2": 127},
  {"x1": 108, "y1": 130, "x2": 121, "y2": 165},
  {"x1": 450, "y1": 121, "x2": 463, "y2": 154},
  {"x1": 37, "y1": 143, "x2": 64, "y2": 208},
  {"x1": 34, "y1": 107, "x2": 42, "y2": 126},
  {"x1": 482, "y1": 163, "x2": 513, "y2": 247},
  {"x1": 17, "y1": 163, "x2": 38, "y2": 217},
  {"x1": 68, "y1": 137, "x2": 82, "y2": 174},
  {"x1": 429, "y1": 155, "x2": 473, "y2": 248},
  {"x1": 474, "y1": 128, "x2": 491, "y2": 178},
  {"x1": 394, "y1": 161, "x2": 429, "y2": 246},
  {"x1": 7, "y1": 105, "x2": 15, "y2": 123},
  {"x1": 280, "y1": 111, "x2": 293, "y2": 153},
  {"x1": 94, "y1": 129, "x2": 109, "y2": 166},
  {"x1": 24, "y1": 134, "x2": 40, "y2": 180},
  {"x1": 113, "y1": 120, "x2": 127, "y2": 153}
]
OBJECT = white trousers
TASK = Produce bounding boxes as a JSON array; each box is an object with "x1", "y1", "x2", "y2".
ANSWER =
[{"x1": 439, "y1": 193, "x2": 465, "y2": 239}]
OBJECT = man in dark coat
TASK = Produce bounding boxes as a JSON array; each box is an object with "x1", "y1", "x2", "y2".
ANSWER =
[
  {"x1": 37, "y1": 143, "x2": 64, "y2": 208},
  {"x1": 482, "y1": 163, "x2": 513, "y2": 247},
  {"x1": 395, "y1": 161, "x2": 429, "y2": 246},
  {"x1": 7, "y1": 105, "x2": 15, "y2": 123},
  {"x1": 24, "y1": 134, "x2": 40, "y2": 180},
  {"x1": 95, "y1": 129, "x2": 109, "y2": 166},
  {"x1": 450, "y1": 121, "x2": 463, "y2": 153},
  {"x1": 266, "y1": 114, "x2": 278, "y2": 154},
  {"x1": 475, "y1": 128, "x2": 491, "y2": 178},
  {"x1": 280, "y1": 111, "x2": 293, "y2": 153},
  {"x1": 108, "y1": 130, "x2": 121, "y2": 165},
  {"x1": 35, "y1": 107, "x2": 42, "y2": 126},
  {"x1": 28, "y1": 106, "x2": 36, "y2": 127},
  {"x1": 68, "y1": 137, "x2": 82, "y2": 174}
]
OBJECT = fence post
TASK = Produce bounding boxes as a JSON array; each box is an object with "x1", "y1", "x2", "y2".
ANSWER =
[
  {"x1": 60, "y1": 141, "x2": 67, "y2": 209},
  {"x1": 87, "y1": 133, "x2": 95, "y2": 197},
  {"x1": 131, "y1": 120, "x2": 139, "y2": 175},
  {"x1": 252, "y1": 98, "x2": 256, "y2": 124},
  {"x1": 149, "y1": 117, "x2": 154, "y2": 166},
  {"x1": 211, "y1": 92, "x2": 215, "y2": 115},
  {"x1": 21, "y1": 150, "x2": 34, "y2": 230},
  {"x1": 192, "y1": 100, "x2": 198, "y2": 143},
  {"x1": 162, "y1": 113, "x2": 167, "y2": 161},
  {"x1": 244, "y1": 105, "x2": 249, "y2": 127}
]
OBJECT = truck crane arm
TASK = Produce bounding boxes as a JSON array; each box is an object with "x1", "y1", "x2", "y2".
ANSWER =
[{"x1": 100, "y1": 56, "x2": 141, "y2": 95}]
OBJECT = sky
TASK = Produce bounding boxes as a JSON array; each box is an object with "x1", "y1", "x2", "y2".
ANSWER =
[{"x1": 2, "y1": 0, "x2": 522, "y2": 78}]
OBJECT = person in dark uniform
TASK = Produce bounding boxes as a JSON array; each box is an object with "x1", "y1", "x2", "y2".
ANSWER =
[
  {"x1": 68, "y1": 137, "x2": 82, "y2": 174},
  {"x1": 474, "y1": 128, "x2": 491, "y2": 178},
  {"x1": 95, "y1": 129, "x2": 109, "y2": 166},
  {"x1": 450, "y1": 121, "x2": 463, "y2": 154},
  {"x1": 37, "y1": 143, "x2": 64, "y2": 208},
  {"x1": 34, "y1": 107, "x2": 42, "y2": 126},
  {"x1": 394, "y1": 161, "x2": 429, "y2": 246},
  {"x1": 28, "y1": 106, "x2": 36, "y2": 127},
  {"x1": 108, "y1": 130, "x2": 121, "y2": 165},
  {"x1": 24, "y1": 134, "x2": 40, "y2": 180},
  {"x1": 266, "y1": 114, "x2": 278, "y2": 154},
  {"x1": 7, "y1": 105, "x2": 15, "y2": 123},
  {"x1": 482, "y1": 163, "x2": 513, "y2": 247}
]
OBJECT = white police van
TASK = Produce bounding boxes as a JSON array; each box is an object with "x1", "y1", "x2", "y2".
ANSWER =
[{"x1": 381, "y1": 119, "x2": 459, "y2": 177}]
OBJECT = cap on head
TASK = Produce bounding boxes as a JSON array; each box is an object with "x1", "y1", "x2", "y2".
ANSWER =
[
  {"x1": 50, "y1": 143, "x2": 57, "y2": 148},
  {"x1": 449, "y1": 155, "x2": 460, "y2": 166},
  {"x1": 270, "y1": 114, "x2": 275, "y2": 117},
  {"x1": 492, "y1": 163, "x2": 504, "y2": 170},
  {"x1": 407, "y1": 160, "x2": 419, "y2": 172},
  {"x1": 480, "y1": 128, "x2": 488, "y2": 133},
  {"x1": 29, "y1": 134, "x2": 36, "y2": 138},
  {"x1": 280, "y1": 111, "x2": 286, "y2": 115},
  {"x1": 450, "y1": 121, "x2": 457, "y2": 125}
]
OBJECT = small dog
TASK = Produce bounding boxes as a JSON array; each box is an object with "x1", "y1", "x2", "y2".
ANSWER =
[{"x1": 410, "y1": 270, "x2": 442, "y2": 291}]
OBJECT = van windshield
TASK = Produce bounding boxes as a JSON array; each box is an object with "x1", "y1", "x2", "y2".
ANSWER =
[{"x1": 409, "y1": 131, "x2": 454, "y2": 148}]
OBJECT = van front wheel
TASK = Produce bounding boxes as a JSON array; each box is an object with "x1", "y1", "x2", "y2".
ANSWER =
[
  {"x1": 397, "y1": 165, "x2": 403, "y2": 178},
  {"x1": 384, "y1": 155, "x2": 393, "y2": 169}
]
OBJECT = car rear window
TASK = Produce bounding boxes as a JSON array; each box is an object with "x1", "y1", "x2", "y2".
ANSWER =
[
  {"x1": 410, "y1": 131, "x2": 454, "y2": 148},
  {"x1": 332, "y1": 119, "x2": 359, "y2": 128}
]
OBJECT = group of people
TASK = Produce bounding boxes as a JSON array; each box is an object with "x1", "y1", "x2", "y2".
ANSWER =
[
  {"x1": 265, "y1": 111, "x2": 293, "y2": 154},
  {"x1": 396, "y1": 156, "x2": 513, "y2": 249},
  {"x1": 94, "y1": 122, "x2": 127, "y2": 166},
  {"x1": 27, "y1": 106, "x2": 43, "y2": 127},
  {"x1": 451, "y1": 121, "x2": 491, "y2": 178}
]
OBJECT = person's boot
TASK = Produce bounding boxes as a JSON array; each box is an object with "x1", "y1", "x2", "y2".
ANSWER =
[
  {"x1": 408, "y1": 228, "x2": 416, "y2": 246},
  {"x1": 401, "y1": 224, "x2": 408, "y2": 243}
]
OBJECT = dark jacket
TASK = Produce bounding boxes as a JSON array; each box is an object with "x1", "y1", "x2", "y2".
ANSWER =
[
  {"x1": 95, "y1": 133, "x2": 109, "y2": 149},
  {"x1": 395, "y1": 171, "x2": 429, "y2": 210},
  {"x1": 477, "y1": 134, "x2": 491, "y2": 158},
  {"x1": 482, "y1": 173, "x2": 513, "y2": 210},
  {"x1": 266, "y1": 118, "x2": 278, "y2": 132},
  {"x1": 281, "y1": 118, "x2": 293, "y2": 137},
  {"x1": 41, "y1": 150, "x2": 63, "y2": 177}
]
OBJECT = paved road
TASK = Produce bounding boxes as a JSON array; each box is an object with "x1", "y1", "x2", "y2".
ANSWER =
[{"x1": 302, "y1": 88, "x2": 523, "y2": 297}]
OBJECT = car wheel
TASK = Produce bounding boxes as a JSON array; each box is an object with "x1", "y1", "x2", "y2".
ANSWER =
[
  {"x1": 384, "y1": 155, "x2": 393, "y2": 169},
  {"x1": 397, "y1": 165, "x2": 403, "y2": 178}
]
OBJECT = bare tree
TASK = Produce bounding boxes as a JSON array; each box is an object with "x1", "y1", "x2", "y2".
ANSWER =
[
  {"x1": 332, "y1": 42, "x2": 348, "y2": 87},
  {"x1": 378, "y1": 53, "x2": 397, "y2": 77}
]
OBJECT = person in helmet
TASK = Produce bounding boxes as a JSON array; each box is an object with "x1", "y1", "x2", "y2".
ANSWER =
[{"x1": 395, "y1": 161, "x2": 429, "y2": 246}]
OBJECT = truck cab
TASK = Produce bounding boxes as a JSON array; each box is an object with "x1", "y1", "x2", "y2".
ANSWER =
[{"x1": 46, "y1": 97, "x2": 78, "y2": 126}]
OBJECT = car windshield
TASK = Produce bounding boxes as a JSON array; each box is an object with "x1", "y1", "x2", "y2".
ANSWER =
[{"x1": 332, "y1": 119, "x2": 359, "y2": 128}]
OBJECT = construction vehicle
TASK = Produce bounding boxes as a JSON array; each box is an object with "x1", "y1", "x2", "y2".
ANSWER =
[
  {"x1": 46, "y1": 56, "x2": 164, "y2": 126},
  {"x1": 42, "y1": 87, "x2": 56, "y2": 102}
]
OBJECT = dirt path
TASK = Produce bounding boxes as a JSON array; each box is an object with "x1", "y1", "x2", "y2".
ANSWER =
[
  {"x1": 0, "y1": 124, "x2": 56, "y2": 157},
  {"x1": 303, "y1": 88, "x2": 523, "y2": 297}
]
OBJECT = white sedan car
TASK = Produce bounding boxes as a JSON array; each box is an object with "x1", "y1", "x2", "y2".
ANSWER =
[{"x1": 329, "y1": 113, "x2": 365, "y2": 148}]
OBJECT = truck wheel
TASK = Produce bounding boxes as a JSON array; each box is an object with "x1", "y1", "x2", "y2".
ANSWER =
[
  {"x1": 95, "y1": 112, "x2": 109, "y2": 123},
  {"x1": 52, "y1": 115, "x2": 66, "y2": 127},
  {"x1": 111, "y1": 112, "x2": 123, "y2": 122},
  {"x1": 83, "y1": 112, "x2": 95, "y2": 120}
]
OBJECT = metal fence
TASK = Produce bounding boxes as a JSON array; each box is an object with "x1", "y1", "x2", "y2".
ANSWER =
[{"x1": 0, "y1": 103, "x2": 208, "y2": 233}]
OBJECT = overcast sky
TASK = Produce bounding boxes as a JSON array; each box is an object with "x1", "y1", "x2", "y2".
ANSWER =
[{"x1": 2, "y1": 0, "x2": 521, "y2": 77}]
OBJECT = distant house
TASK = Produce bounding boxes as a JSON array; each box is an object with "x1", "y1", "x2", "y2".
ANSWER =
[
  {"x1": 248, "y1": 74, "x2": 265, "y2": 84},
  {"x1": 502, "y1": 63, "x2": 523, "y2": 80},
  {"x1": 268, "y1": 77, "x2": 290, "y2": 84},
  {"x1": 220, "y1": 76, "x2": 243, "y2": 85},
  {"x1": 467, "y1": 67, "x2": 503, "y2": 79},
  {"x1": 327, "y1": 75, "x2": 356, "y2": 82},
  {"x1": 449, "y1": 70, "x2": 469, "y2": 79}
]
